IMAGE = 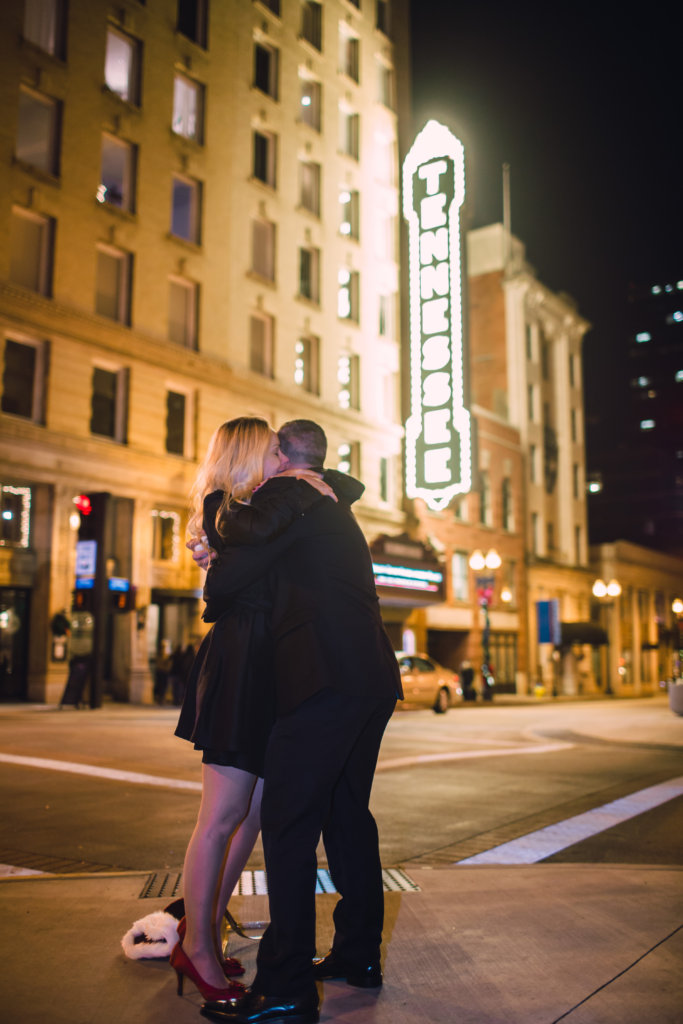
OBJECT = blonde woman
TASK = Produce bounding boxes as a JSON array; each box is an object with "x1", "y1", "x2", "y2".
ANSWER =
[{"x1": 173, "y1": 417, "x2": 331, "y2": 1001}]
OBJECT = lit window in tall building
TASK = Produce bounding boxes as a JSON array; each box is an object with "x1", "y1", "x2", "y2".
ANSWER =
[
  {"x1": 339, "y1": 28, "x2": 359, "y2": 82},
  {"x1": 299, "y1": 161, "x2": 320, "y2": 213},
  {"x1": 671, "y1": 311, "x2": 683, "y2": 323},
  {"x1": 1, "y1": 339, "x2": 46, "y2": 423},
  {"x1": 23, "y1": 0, "x2": 65, "y2": 58},
  {"x1": 631, "y1": 375, "x2": 650, "y2": 388},
  {"x1": 97, "y1": 134, "x2": 136, "y2": 211},
  {"x1": 90, "y1": 365, "x2": 128, "y2": 442},
  {"x1": 451, "y1": 551, "x2": 469, "y2": 601},
  {"x1": 249, "y1": 313, "x2": 275, "y2": 377},
  {"x1": 337, "y1": 354, "x2": 359, "y2": 410},
  {"x1": 177, "y1": 0, "x2": 207, "y2": 48},
  {"x1": 172, "y1": 74, "x2": 203, "y2": 141},
  {"x1": 587, "y1": 474, "x2": 602, "y2": 494},
  {"x1": 635, "y1": 331, "x2": 651, "y2": 343},
  {"x1": 337, "y1": 269, "x2": 359, "y2": 322},
  {"x1": 478, "y1": 470, "x2": 491, "y2": 526},
  {"x1": 339, "y1": 189, "x2": 359, "y2": 239},
  {"x1": 251, "y1": 218, "x2": 275, "y2": 280},
  {"x1": 16, "y1": 87, "x2": 60, "y2": 175},
  {"x1": 301, "y1": 1, "x2": 322, "y2": 50},
  {"x1": 337, "y1": 442, "x2": 359, "y2": 476},
  {"x1": 166, "y1": 390, "x2": 187, "y2": 455},
  {"x1": 300, "y1": 77, "x2": 321, "y2": 130},
  {"x1": 151, "y1": 510, "x2": 180, "y2": 561},
  {"x1": 501, "y1": 477, "x2": 513, "y2": 531},
  {"x1": 376, "y1": 0, "x2": 391, "y2": 35},
  {"x1": 95, "y1": 245, "x2": 131, "y2": 323},
  {"x1": 253, "y1": 40, "x2": 279, "y2": 99},
  {"x1": 168, "y1": 277, "x2": 198, "y2": 348},
  {"x1": 170, "y1": 176, "x2": 201, "y2": 243},
  {"x1": 294, "y1": 335, "x2": 319, "y2": 394},
  {"x1": 640, "y1": 419, "x2": 655, "y2": 431},
  {"x1": 377, "y1": 61, "x2": 394, "y2": 108},
  {"x1": 253, "y1": 130, "x2": 277, "y2": 187},
  {"x1": 675, "y1": 370, "x2": 683, "y2": 383},
  {"x1": 0, "y1": 485, "x2": 32, "y2": 548},
  {"x1": 339, "y1": 108, "x2": 359, "y2": 159},
  {"x1": 9, "y1": 207, "x2": 53, "y2": 295},
  {"x1": 298, "y1": 246, "x2": 320, "y2": 303},
  {"x1": 104, "y1": 29, "x2": 141, "y2": 104},
  {"x1": 651, "y1": 285, "x2": 661, "y2": 295}
]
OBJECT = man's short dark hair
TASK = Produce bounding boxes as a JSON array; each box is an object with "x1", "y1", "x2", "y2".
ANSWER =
[{"x1": 278, "y1": 419, "x2": 327, "y2": 469}]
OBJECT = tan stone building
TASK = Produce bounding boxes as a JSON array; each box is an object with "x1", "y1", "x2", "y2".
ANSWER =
[{"x1": 0, "y1": 0, "x2": 409, "y2": 703}]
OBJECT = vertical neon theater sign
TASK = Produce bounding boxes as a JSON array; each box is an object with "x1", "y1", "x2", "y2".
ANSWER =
[{"x1": 402, "y1": 120, "x2": 471, "y2": 510}]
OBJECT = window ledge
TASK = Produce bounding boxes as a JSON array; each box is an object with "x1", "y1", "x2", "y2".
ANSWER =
[
  {"x1": 246, "y1": 270, "x2": 276, "y2": 288},
  {"x1": 295, "y1": 294, "x2": 320, "y2": 310},
  {"x1": 250, "y1": 175, "x2": 277, "y2": 192},
  {"x1": 170, "y1": 128, "x2": 204, "y2": 150},
  {"x1": 102, "y1": 85, "x2": 141, "y2": 114},
  {"x1": 95, "y1": 199, "x2": 137, "y2": 221},
  {"x1": 167, "y1": 232, "x2": 202, "y2": 252},
  {"x1": 12, "y1": 157, "x2": 60, "y2": 186}
]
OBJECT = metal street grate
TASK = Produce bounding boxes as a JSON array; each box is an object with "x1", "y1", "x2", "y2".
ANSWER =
[{"x1": 140, "y1": 867, "x2": 420, "y2": 899}]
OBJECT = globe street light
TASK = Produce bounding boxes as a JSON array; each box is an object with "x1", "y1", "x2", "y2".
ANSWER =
[
  {"x1": 469, "y1": 549, "x2": 501, "y2": 699},
  {"x1": 592, "y1": 578, "x2": 622, "y2": 695}
]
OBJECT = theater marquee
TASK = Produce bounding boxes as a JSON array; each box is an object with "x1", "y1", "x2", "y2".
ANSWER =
[{"x1": 402, "y1": 120, "x2": 471, "y2": 511}]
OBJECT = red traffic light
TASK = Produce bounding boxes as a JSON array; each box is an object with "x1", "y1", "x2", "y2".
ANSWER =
[{"x1": 73, "y1": 495, "x2": 92, "y2": 516}]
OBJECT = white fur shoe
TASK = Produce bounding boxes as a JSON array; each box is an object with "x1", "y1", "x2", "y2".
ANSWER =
[{"x1": 121, "y1": 910, "x2": 180, "y2": 960}]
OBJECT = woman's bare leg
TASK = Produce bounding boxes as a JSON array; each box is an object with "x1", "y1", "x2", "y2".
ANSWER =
[
  {"x1": 214, "y1": 776, "x2": 263, "y2": 950},
  {"x1": 182, "y1": 764, "x2": 257, "y2": 988}
]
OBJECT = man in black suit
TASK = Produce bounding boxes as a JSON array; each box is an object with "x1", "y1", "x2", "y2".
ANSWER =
[{"x1": 200, "y1": 420, "x2": 402, "y2": 1024}]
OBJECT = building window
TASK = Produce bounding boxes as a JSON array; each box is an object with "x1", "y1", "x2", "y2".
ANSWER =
[
  {"x1": 300, "y1": 77, "x2": 321, "y2": 130},
  {"x1": 339, "y1": 29, "x2": 359, "y2": 82},
  {"x1": 569, "y1": 353, "x2": 576, "y2": 386},
  {"x1": 379, "y1": 456, "x2": 389, "y2": 503},
  {"x1": 340, "y1": 109, "x2": 359, "y2": 159},
  {"x1": 575, "y1": 525, "x2": 582, "y2": 565},
  {"x1": 9, "y1": 207, "x2": 53, "y2": 296},
  {"x1": 299, "y1": 161, "x2": 320, "y2": 214},
  {"x1": 254, "y1": 41, "x2": 279, "y2": 99},
  {"x1": 529, "y1": 444, "x2": 537, "y2": 483},
  {"x1": 168, "y1": 277, "x2": 198, "y2": 348},
  {"x1": 253, "y1": 130, "x2": 277, "y2": 187},
  {"x1": 1, "y1": 338, "x2": 46, "y2": 422},
  {"x1": 501, "y1": 477, "x2": 513, "y2": 531},
  {"x1": 177, "y1": 0, "x2": 207, "y2": 48},
  {"x1": 527, "y1": 384, "x2": 535, "y2": 420},
  {"x1": 337, "y1": 441, "x2": 359, "y2": 476},
  {"x1": 0, "y1": 485, "x2": 32, "y2": 548},
  {"x1": 452, "y1": 551, "x2": 468, "y2": 601},
  {"x1": 251, "y1": 219, "x2": 276, "y2": 280},
  {"x1": 531, "y1": 512, "x2": 539, "y2": 554},
  {"x1": 301, "y1": 1, "x2": 322, "y2": 50},
  {"x1": 378, "y1": 293, "x2": 395, "y2": 338},
  {"x1": 151, "y1": 510, "x2": 180, "y2": 561},
  {"x1": 170, "y1": 175, "x2": 201, "y2": 243},
  {"x1": 525, "y1": 323, "x2": 533, "y2": 359},
  {"x1": 572, "y1": 463, "x2": 580, "y2": 499},
  {"x1": 249, "y1": 313, "x2": 275, "y2": 377},
  {"x1": 294, "y1": 335, "x2": 319, "y2": 394},
  {"x1": 541, "y1": 338, "x2": 549, "y2": 380},
  {"x1": 337, "y1": 354, "x2": 359, "y2": 410},
  {"x1": 16, "y1": 87, "x2": 60, "y2": 176},
  {"x1": 338, "y1": 269, "x2": 359, "y2": 322},
  {"x1": 172, "y1": 74, "x2": 204, "y2": 142},
  {"x1": 256, "y1": 0, "x2": 280, "y2": 13},
  {"x1": 166, "y1": 390, "x2": 186, "y2": 455},
  {"x1": 547, "y1": 521, "x2": 555, "y2": 554},
  {"x1": 23, "y1": 0, "x2": 66, "y2": 58},
  {"x1": 90, "y1": 365, "x2": 128, "y2": 442},
  {"x1": 97, "y1": 134, "x2": 136, "y2": 211},
  {"x1": 376, "y1": 0, "x2": 391, "y2": 35},
  {"x1": 571, "y1": 407, "x2": 577, "y2": 441},
  {"x1": 640, "y1": 418, "x2": 655, "y2": 431},
  {"x1": 479, "y1": 470, "x2": 491, "y2": 526},
  {"x1": 104, "y1": 28, "x2": 141, "y2": 105},
  {"x1": 298, "y1": 246, "x2": 320, "y2": 303},
  {"x1": 95, "y1": 245, "x2": 132, "y2": 323},
  {"x1": 339, "y1": 188, "x2": 359, "y2": 239},
  {"x1": 377, "y1": 61, "x2": 394, "y2": 108}
]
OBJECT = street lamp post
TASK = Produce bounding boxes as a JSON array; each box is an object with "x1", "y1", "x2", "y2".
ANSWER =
[
  {"x1": 469, "y1": 548, "x2": 501, "y2": 700},
  {"x1": 592, "y1": 577, "x2": 622, "y2": 695},
  {"x1": 672, "y1": 598, "x2": 683, "y2": 681}
]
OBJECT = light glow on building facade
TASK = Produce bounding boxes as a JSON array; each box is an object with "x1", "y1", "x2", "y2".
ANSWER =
[{"x1": 402, "y1": 120, "x2": 471, "y2": 511}]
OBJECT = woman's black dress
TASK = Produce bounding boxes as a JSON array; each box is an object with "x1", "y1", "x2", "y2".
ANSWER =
[{"x1": 175, "y1": 482, "x2": 321, "y2": 777}]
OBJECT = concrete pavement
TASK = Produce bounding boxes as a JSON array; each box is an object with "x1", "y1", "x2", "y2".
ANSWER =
[{"x1": 1, "y1": 699, "x2": 681, "y2": 1023}]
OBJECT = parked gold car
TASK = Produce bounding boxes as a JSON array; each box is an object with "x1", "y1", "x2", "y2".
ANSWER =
[{"x1": 395, "y1": 652, "x2": 462, "y2": 713}]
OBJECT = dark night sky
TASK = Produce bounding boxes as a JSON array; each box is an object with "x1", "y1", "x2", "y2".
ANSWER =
[{"x1": 409, "y1": 3, "x2": 679, "y2": 442}]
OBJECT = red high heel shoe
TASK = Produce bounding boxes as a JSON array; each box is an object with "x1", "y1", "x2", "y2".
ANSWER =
[
  {"x1": 176, "y1": 916, "x2": 245, "y2": 977},
  {"x1": 169, "y1": 943, "x2": 246, "y2": 1000}
]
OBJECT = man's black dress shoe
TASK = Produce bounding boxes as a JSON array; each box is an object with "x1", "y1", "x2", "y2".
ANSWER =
[
  {"x1": 312, "y1": 950, "x2": 382, "y2": 988},
  {"x1": 200, "y1": 989, "x2": 319, "y2": 1024}
]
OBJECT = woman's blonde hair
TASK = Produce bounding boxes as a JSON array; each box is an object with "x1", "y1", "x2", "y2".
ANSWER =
[{"x1": 188, "y1": 416, "x2": 272, "y2": 541}]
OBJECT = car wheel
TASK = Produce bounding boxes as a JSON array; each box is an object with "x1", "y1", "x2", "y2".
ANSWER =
[{"x1": 433, "y1": 687, "x2": 450, "y2": 714}]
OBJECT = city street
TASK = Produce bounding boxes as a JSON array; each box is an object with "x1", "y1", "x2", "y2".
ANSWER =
[{"x1": 1, "y1": 696, "x2": 682, "y2": 1024}]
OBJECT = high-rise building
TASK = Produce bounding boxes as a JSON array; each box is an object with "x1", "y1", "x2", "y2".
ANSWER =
[{"x1": 0, "y1": 0, "x2": 409, "y2": 702}]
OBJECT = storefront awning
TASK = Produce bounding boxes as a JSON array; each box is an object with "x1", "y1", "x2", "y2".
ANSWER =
[{"x1": 560, "y1": 622, "x2": 608, "y2": 646}]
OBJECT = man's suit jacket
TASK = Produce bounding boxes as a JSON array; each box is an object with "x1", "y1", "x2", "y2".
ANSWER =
[{"x1": 204, "y1": 472, "x2": 402, "y2": 715}]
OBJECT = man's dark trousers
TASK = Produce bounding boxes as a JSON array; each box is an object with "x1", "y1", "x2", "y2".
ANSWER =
[{"x1": 252, "y1": 687, "x2": 396, "y2": 996}]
